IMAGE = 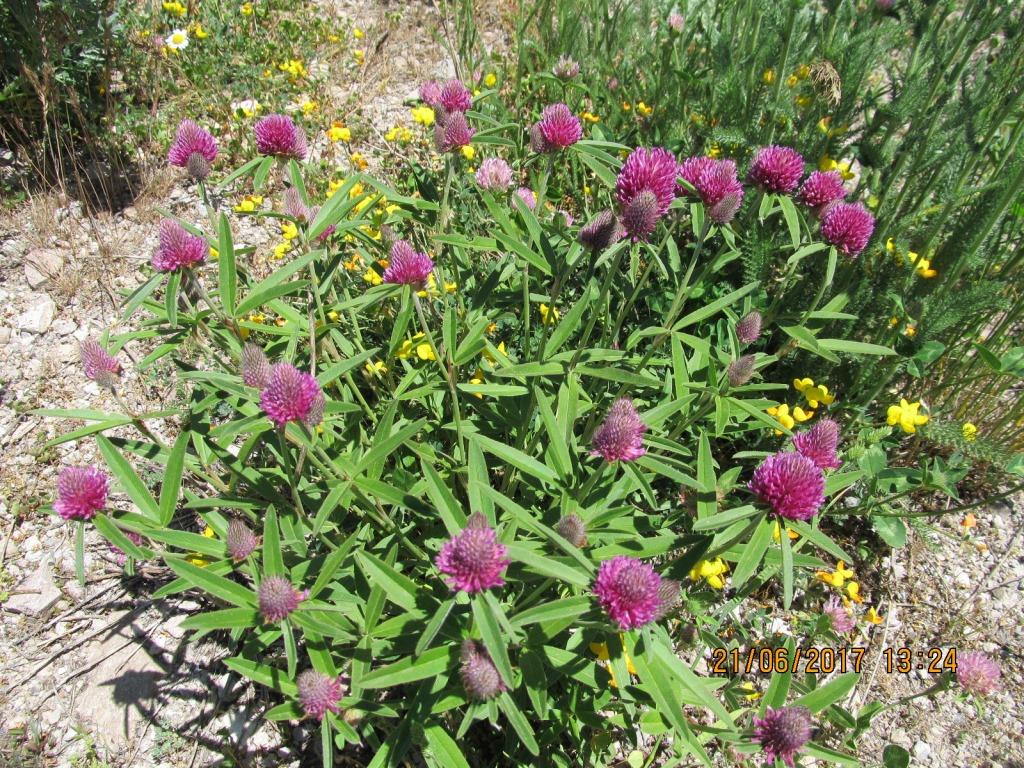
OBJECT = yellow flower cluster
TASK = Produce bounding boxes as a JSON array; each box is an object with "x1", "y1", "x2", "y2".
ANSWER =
[
  {"x1": 483, "y1": 73, "x2": 497, "y2": 88},
  {"x1": 887, "y1": 399, "x2": 929, "y2": 433},
  {"x1": 278, "y1": 59, "x2": 307, "y2": 79},
  {"x1": 539, "y1": 303, "x2": 560, "y2": 325},
  {"x1": 819, "y1": 155, "x2": 855, "y2": 181},
  {"x1": 962, "y1": 422, "x2": 978, "y2": 442},
  {"x1": 327, "y1": 122, "x2": 351, "y2": 142},
  {"x1": 385, "y1": 125, "x2": 414, "y2": 143},
  {"x1": 635, "y1": 101, "x2": 653, "y2": 117},
  {"x1": 886, "y1": 238, "x2": 937, "y2": 278},
  {"x1": 240, "y1": 3, "x2": 254, "y2": 16},
  {"x1": 396, "y1": 333, "x2": 436, "y2": 361},
  {"x1": 590, "y1": 640, "x2": 638, "y2": 688},
  {"x1": 793, "y1": 378, "x2": 835, "y2": 408},
  {"x1": 162, "y1": 1, "x2": 187, "y2": 16},
  {"x1": 767, "y1": 403, "x2": 813, "y2": 434},
  {"x1": 689, "y1": 557, "x2": 729, "y2": 589},
  {"x1": 234, "y1": 194, "x2": 264, "y2": 213},
  {"x1": 411, "y1": 106, "x2": 435, "y2": 126},
  {"x1": 816, "y1": 561, "x2": 884, "y2": 623}
]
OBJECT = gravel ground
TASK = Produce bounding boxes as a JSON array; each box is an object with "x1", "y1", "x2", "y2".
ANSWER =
[{"x1": 0, "y1": 3, "x2": 1020, "y2": 766}]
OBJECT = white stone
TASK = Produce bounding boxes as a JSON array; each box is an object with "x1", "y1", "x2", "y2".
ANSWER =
[
  {"x1": 912, "y1": 741, "x2": 931, "y2": 761},
  {"x1": 6, "y1": 559, "x2": 62, "y2": 616},
  {"x1": 15, "y1": 294, "x2": 56, "y2": 334}
]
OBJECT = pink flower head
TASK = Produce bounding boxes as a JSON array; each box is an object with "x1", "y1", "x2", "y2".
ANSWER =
[
  {"x1": 382, "y1": 240, "x2": 434, "y2": 286},
  {"x1": 682, "y1": 157, "x2": 745, "y2": 224},
  {"x1": 590, "y1": 398, "x2": 647, "y2": 463},
  {"x1": 80, "y1": 338, "x2": 121, "y2": 390},
  {"x1": 54, "y1": 466, "x2": 109, "y2": 521},
  {"x1": 579, "y1": 210, "x2": 624, "y2": 252},
  {"x1": 475, "y1": 157, "x2": 513, "y2": 190},
  {"x1": 792, "y1": 418, "x2": 842, "y2": 470},
  {"x1": 241, "y1": 343, "x2": 271, "y2": 388},
  {"x1": 749, "y1": 451, "x2": 826, "y2": 521},
  {"x1": 254, "y1": 114, "x2": 308, "y2": 160},
  {"x1": 736, "y1": 310, "x2": 762, "y2": 344},
  {"x1": 552, "y1": 55, "x2": 580, "y2": 80},
  {"x1": 514, "y1": 187, "x2": 536, "y2": 211},
  {"x1": 753, "y1": 706, "x2": 813, "y2": 767},
  {"x1": 435, "y1": 512, "x2": 510, "y2": 594},
  {"x1": 226, "y1": 518, "x2": 259, "y2": 562},
  {"x1": 956, "y1": 651, "x2": 1001, "y2": 696},
  {"x1": 461, "y1": 639, "x2": 507, "y2": 700},
  {"x1": 748, "y1": 145, "x2": 805, "y2": 194},
  {"x1": 668, "y1": 11, "x2": 685, "y2": 31},
  {"x1": 593, "y1": 555, "x2": 665, "y2": 630},
  {"x1": 615, "y1": 147, "x2": 678, "y2": 240},
  {"x1": 167, "y1": 119, "x2": 218, "y2": 180},
  {"x1": 258, "y1": 575, "x2": 307, "y2": 622},
  {"x1": 434, "y1": 111, "x2": 475, "y2": 152},
  {"x1": 439, "y1": 79, "x2": 472, "y2": 113},
  {"x1": 799, "y1": 170, "x2": 846, "y2": 215},
  {"x1": 260, "y1": 363, "x2": 325, "y2": 429},
  {"x1": 727, "y1": 354, "x2": 756, "y2": 387},
  {"x1": 821, "y1": 201, "x2": 875, "y2": 257},
  {"x1": 283, "y1": 187, "x2": 311, "y2": 221},
  {"x1": 420, "y1": 80, "x2": 442, "y2": 107},
  {"x1": 533, "y1": 103, "x2": 582, "y2": 151},
  {"x1": 677, "y1": 155, "x2": 716, "y2": 196},
  {"x1": 822, "y1": 595, "x2": 854, "y2": 634},
  {"x1": 152, "y1": 219, "x2": 207, "y2": 272},
  {"x1": 296, "y1": 669, "x2": 345, "y2": 720}
]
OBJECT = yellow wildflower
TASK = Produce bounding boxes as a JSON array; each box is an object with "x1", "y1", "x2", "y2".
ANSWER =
[
  {"x1": 192, "y1": 23, "x2": 209, "y2": 39},
  {"x1": 867, "y1": 194, "x2": 880, "y2": 208},
  {"x1": 739, "y1": 682, "x2": 762, "y2": 701},
  {"x1": 240, "y1": 3, "x2": 253, "y2": 15},
  {"x1": 248, "y1": 313, "x2": 266, "y2": 324},
  {"x1": 353, "y1": 27, "x2": 364, "y2": 39},
  {"x1": 353, "y1": 49, "x2": 365, "y2": 65},
  {"x1": 903, "y1": 325, "x2": 917, "y2": 337},
  {"x1": 636, "y1": 101, "x2": 653, "y2": 117},
  {"x1": 482, "y1": 341, "x2": 507, "y2": 365},
  {"x1": 772, "y1": 521, "x2": 799, "y2": 542},
  {"x1": 795, "y1": 94, "x2": 812, "y2": 108},
  {"x1": 793, "y1": 378, "x2": 835, "y2": 408},
  {"x1": 708, "y1": 143, "x2": 721, "y2": 158},
  {"x1": 274, "y1": 317, "x2": 286, "y2": 327},
  {"x1": 762, "y1": 69, "x2": 775, "y2": 84},
  {"x1": 795, "y1": 64, "x2": 810, "y2": 80},
  {"x1": 461, "y1": 145, "x2": 476, "y2": 161},
  {"x1": 468, "y1": 369, "x2": 485, "y2": 399},
  {"x1": 865, "y1": 607, "x2": 884, "y2": 625},
  {"x1": 162, "y1": 1, "x2": 187, "y2": 16},
  {"x1": 273, "y1": 242, "x2": 290, "y2": 260},
  {"x1": 444, "y1": 280, "x2": 457, "y2": 294},
  {"x1": 485, "y1": 322, "x2": 498, "y2": 336},
  {"x1": 887, "y1": 398, "x2": 929, "y2": 433},
  {"x1": 844, "y1": 581, "x2": 864, "y2": 604},
  {"x1": 411, "y1": 106, "x2": 435, "y2": 126},
  {"x1": 689, "y1": 558, "x2": 730, "y2": 589},
  {"x1": 539, "y1": 303, "x2": 560, "y2": 325},
  {"x1": 590, "y1": 640, "x2": 638, "y2": 688},
  {"x1": 767, "y1": 403, "x2": 796, "y2": 433},
  {"x1": 277, "y1": 59, "x2": 307, "y2": 79},
  {"x1": 484, "y1": 73, "x2": 497, "y2": 87},
  {"x1": 786, "y1": 74, "x2": 799, "y2": 88},
  {"x1": 816, "y1": 560, "x2": 855, "y2": 588},
  {"x1": 363, "y1": 360, "x2": 387, "y2": 377},
  {"x1": 234, "y1": 194, "x2": 264, "y2": 213},
  {"x1": 889, "y1": 316, "x2": 900, "y2": 328},
  {"x1": 913, "y1": 257, "x2": 938, "y2": 278},
  {"x1": 362, "y1": 267, "x2": 382, "y2": 286},
  {"x1": 622, "y1": 101, "x2": 631, "y2": 112},
  {"x1": 818, "y1": 155, "x2": 855, "y2": 181},
  {"x1": 209, "y1": 246, "x2": 219, "y2": 259},
  {"x1": 300, "y1": 100, "x2": 318, "y2": 115},
  {"x1": 327, "y1": 124, "x2": 351, "y2": 142},
  {"x1": 326, "y1": 310, "x2": 340, "y2": 322},
  {"x1": 351, "y1": 152, "x2": 368, "y2": 171},
  {"x1": 280, "y1": 221, "x2": 299, "y2": 241},
  {"x1": 962, "y1": 423, "x2": 977, "y2": 442},
  {"x1": 792, "y1": 405, "x2": 814, "y2": 423}
]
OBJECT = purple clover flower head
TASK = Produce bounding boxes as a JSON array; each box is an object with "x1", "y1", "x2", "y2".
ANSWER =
[
  {"x1": 436, "y1": 513, "x2": 510, "y2": 594},
  {"x1": 792, "y1": 418, "x2": 842, "y2": 470},
  {"x1": 749, "y1": 451, "x2": 826, "y2": 521},
  {"x1": 956, "y1": 651, "x2": 1001, "y2": 696},
  {"x1": 823, "y1": 595, "x2": 855, "y2": 634},
  {"x1": 535, "y1": 103, "x2": 582, "y2": 151},
  {"x1": 593, "y1": 555, "x2": 665, "y2": 630},
  {"x1": 168, "y1": 119, "x2": 217, "y2": 180},
  {"x1": 693, "y1": 159, "x2": 745, "y2": 224},
  {"x1": 258, "y1": 575, "x2": 306, "y2": 622},
  {"x1": 514, "y1": 187, "x2": 536, "y2": 211},
  {"x1": 621, "y1": 190, "x2": 661, "y2": 241},
  {"x1": 283, "y1": 187, "x2": 311, "y2": 221},
  {"x1": 383, "y1": 240, "x2": 434, "y2": 286},
  {"x1": 80, "y1": 338, "x2": 121, "y2": 390},
  {"x1": 579, "y1": 209, "x2": 624, "y2": 252},
  {"x1": 821, "y1": 201, "x2": 875, "y2": 258},
  {"x1": 296, "y1": 669, "x2": 345, "y2": 720},
  {"x1": 260, "y1": 363, "x2": 324, "y2": 429},
  {"x1": 727, "y1": 355, "x2": 756, "y2": 387},
  {"x1": 241, "y1": 343, "x2": 271, "y2": 389},
  {"x1": 708, "y1": 192, "x2": 744, "y2": 226},
  {"x1": 799, "y1": 170, "x2": 846, "y2": 216},
  {"x1": 528, "y1": 123, "x2": 549, "y2": 154},
  {"x1": 753, "y1": 706, "x2": 813, "y2": 767},
  {"x1": 439, "y1": 79, "x2": 473, "y2": 113},
  {"x1": 668, "y1": 11, "x2": 685, "y2": 31},
  {"x1": 654, "y1": 578, "x2": 682, "y2": 619},
  {"x1": 748, "y1": 145, "x2": 805, "y2": 194},
  {"x1": 555, "y1": 514, "x2": 587, "y2": 547},
  {"x1": 615, "y1": 147, "x2": 678, "y2": 240},
  {"x1": 434, "y1": 111, "x2": 475, "y2": 152},
  {"x1": 226, "y1": 518, "x2": 259, "y2": 562},
  {"x1": 678, "y1": 156, "x2": 716, "y2": 197},
  {"x1": 552, "y1": 55, "x2": 580, "y2": 80},
  {"x1": 254, "y1": 114, "x2": 308, "y2": 160},
  {"x1": 736, "y1": 311, "x2": 763, "y2": 344},
  {"x1": 475, "y1": 157, "x2": 513, "y2": 190},
  {"x1": 54, "y1": 467, "x2": 109, "y2": 521},
  {"x1": 420, "y1": 81, "x2": 442, "y2": 108},
  {"x1": 152, "y1": 219, "x2": 207, "y2": 272},
  {"x1": 591, "y1": 398, "x2": 647, "y2": 463},
  {"x1": 460, "y1": 639, "x2": 507, "y2": 701}
]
